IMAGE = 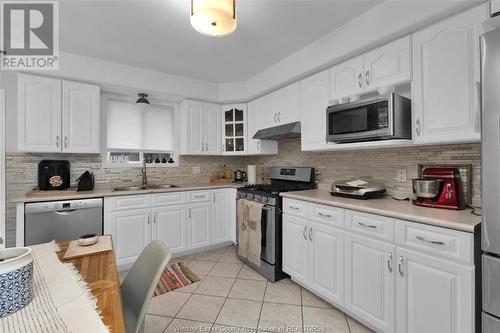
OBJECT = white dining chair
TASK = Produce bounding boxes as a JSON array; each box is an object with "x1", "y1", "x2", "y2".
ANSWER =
[{"x1": 120, "y1": 240, "x2": 172, "y2": 333}]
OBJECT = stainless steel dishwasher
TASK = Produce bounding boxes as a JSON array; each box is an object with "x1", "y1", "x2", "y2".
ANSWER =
[{"x1": 25, "y1": 198, "x2": 103, "y2": 246}]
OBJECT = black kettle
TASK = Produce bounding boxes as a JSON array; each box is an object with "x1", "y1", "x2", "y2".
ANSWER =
[
  {"x1": 234, "y1": 169, "x2": 247, "y2": 182},
  {"x1": 76, "y1": 171, "x2": 95, "y2": 191}
]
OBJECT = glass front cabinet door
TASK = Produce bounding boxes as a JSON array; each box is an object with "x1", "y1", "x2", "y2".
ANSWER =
[{"x1": 222, "y1": 104, "x2": 247, "y2": 155}]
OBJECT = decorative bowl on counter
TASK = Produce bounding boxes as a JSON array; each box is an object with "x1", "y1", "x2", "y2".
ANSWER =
[{"x1": 0, "y1": 247, "x2": 34, "y2": 317}]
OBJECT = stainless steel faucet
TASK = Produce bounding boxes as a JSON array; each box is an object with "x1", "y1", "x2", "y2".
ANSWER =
[{"x1": 142, "y1": 159, "x2": 148, "y2": 186}]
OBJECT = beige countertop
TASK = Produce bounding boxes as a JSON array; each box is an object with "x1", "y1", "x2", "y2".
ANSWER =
[
  {"x1": 280, "y1": 190, "x2": 481, "y2": 233},
  {"x1": 13, "y1": 183, "x2": 246, "y2": 204}
]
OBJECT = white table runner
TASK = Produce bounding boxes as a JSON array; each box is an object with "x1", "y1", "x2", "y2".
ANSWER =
[{"x1": 0, "y1": 242, "x2": 109, "y2": 333}]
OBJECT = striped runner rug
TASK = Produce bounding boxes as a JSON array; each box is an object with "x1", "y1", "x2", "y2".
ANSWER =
[{"x1": 154, "y1": 262, "x2": 201, "y2": 296}]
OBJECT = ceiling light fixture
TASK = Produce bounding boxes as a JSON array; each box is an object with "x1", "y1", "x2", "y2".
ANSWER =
[
  {"x1": 136, "y1": 93, "x2": 150, "y2": 111},
  {"x1": 190, "y1": 0, "x2": 236, "y2": 37}
]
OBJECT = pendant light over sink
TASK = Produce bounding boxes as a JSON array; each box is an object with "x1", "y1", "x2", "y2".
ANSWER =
[{"x1": 190, "y1": 0, "x2": 236, "y2": 37}]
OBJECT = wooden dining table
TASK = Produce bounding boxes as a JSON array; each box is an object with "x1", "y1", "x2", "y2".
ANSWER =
[{"x1": 56, "y1": 239, "x2": 126, "y2": 333}]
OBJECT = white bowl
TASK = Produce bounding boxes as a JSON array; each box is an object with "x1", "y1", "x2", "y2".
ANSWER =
[
  {"x1": 78, "y1": 234, "x2": 98, "y2": 246},
  {"x1": 0, "y1": 247, "x2": 34, "y2": 317}
]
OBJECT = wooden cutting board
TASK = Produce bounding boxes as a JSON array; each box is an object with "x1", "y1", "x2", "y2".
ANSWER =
[{"x1": 63, "y1": 235, "x2": 112, "y2": 260}]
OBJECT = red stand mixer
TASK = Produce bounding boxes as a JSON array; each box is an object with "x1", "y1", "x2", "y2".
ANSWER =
[{"x1": 412, "y1": 168, "x2": 466, "y2": 210}]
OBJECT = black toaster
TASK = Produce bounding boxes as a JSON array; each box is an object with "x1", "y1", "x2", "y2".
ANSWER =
[{"x1": 38, "y1": 160, "x2": 70, "y2": 190}]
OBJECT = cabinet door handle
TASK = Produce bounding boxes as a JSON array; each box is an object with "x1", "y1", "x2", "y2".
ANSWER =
[
  {"x1": 318, "y1": 212, "x2": 332, "y2": 218},
  {"x1": 153, "y1": 214, "x2": 157, "y2": 224},
  {"x1": 277, "y1": 112, "x2": 280, "y2": 122},
  {"x1": 147, "y1": 215, "x2": 151, "y2": 225},
  {"x1": 194, "y1": 195, "x2": 206, "y2": 199},
  {"x1": 387, "y1": 253, "x2": 393, "y2": 273},
  {"x1": 357, "y1": 73, "x2": 362, "y2": 88},
  {"x1": 358, "y1": 221, "x2": 377, "y2": 229},
  {"x1": 416, "y1": 119, "x2": 421, "y2": 136},
  {"x1": 205, "y1": 142, "x2": 208, "y2": 151},
  {"x1": 398, "y1": 256, "x2": 404, "y2": 277},
  {"x1": 302, "y1": 226, "x2": 308, "y2": 240},
  {"x1": 289, "y1": 205, "x2": 300, "y2": 210},
  {"x1": 200, "y1": 142, "x2": 204, "y2": 151},
  {"x1": 416, "y1": 235, "x2": 445, "y2": 246},
  {"x1": 308, "y1": 227, "x2": 313, "y2": 242},
  {"x1": 365, "y1": 70, "x2": 370, "y2": 86},
  {"x1": 212, "y1": 193, "x2": 215, "y2": 203},
  {"x1": 188, "y1": 208, "x2": 191, "y2": 219},
  {"x1": 222, "y1": 143, "x2": 225, "y2": 152},
  {"x1": 274, "y1": 113, "x2": 277, "y2": 123},
  {"x1": 56, "y1": 135, "x2": 60, "y2": 148},
  {"x1": 64, "y1": 136, "x2": 68, "y2": 148},
  {"x1": 257, "y1": 141, "x2": 260, "y2": 151}
]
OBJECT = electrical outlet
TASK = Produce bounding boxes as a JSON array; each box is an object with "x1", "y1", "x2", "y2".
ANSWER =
[
  {"x1": 192, "y1": 166, "x2": 201, "y2": 175},
  {"x1": 397, "y1": 169, "x2": 407, "y2": 183}
]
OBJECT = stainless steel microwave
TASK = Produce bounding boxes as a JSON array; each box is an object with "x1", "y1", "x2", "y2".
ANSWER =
[{"x1": 326, "y1": 93, "x2": 411, "y2": 143}]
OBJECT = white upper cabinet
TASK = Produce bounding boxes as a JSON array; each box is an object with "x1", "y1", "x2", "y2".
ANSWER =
[
  {"x1": 412, "y1": 4, "x2": 487, "y2": 144},
  {"x1": 260, "y1": 82, "x2": 300, "y2": 129},
  {"x1": 62, "y1": 81, "x2": 100, "y2": 153},
  {"x1": 330, "y1": 56, "x2": 364, "y2": 102},
  {"x1": 274, "y1": 82, "x2": 301, "y2": 125},
  {"x1": 17, "y1": 74, "x2": 62, "y2": 152},
  {"x1": 17, "y1": 74, "x2": 100, "y2": 153},
  {"x1": 330, "y1": 37, "x2": 411, "y2": 103},
  {"x1": 396, "y1": 247, "x2": 473, "y2": 333},
  {"x1": 204, "y1": 102, "x2": 221, "y2": 154},
  {"x1": 247, "y1": 98, "x2": 278, "y2": 155},
  {"x1": 364, "y1": 37, "x2": 411, "y2": 91},
  {"x1": 300, "y1": 70, "x2": 330, "y2": 151},
  {"x1": 222, "y1": 104, "x2": 246, "y2": 155},
  {"x1": 180, "y1": 100, "x2": 221, "y2": 155}
]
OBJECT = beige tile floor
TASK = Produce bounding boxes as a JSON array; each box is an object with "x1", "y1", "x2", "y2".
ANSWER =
[{"x1": 138, "y1": 246, "x2": 374, "y2": 333}]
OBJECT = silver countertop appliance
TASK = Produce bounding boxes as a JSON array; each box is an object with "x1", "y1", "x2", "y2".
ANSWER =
[
  {"x1": 25, "y1": 198, "x2": 103, "y2": 246},
  {"x1": 330, "y1": 179, "x2": 386, "y2": 199}
]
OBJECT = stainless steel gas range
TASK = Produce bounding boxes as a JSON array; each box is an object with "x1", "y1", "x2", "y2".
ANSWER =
[{"x1": 236, "y1": 166, "x2": 316, "y2": 282}]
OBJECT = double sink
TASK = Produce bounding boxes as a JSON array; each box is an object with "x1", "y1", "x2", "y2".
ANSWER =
[{"x1": 113, "y1": 184, "x2": 178, "y2": 192}]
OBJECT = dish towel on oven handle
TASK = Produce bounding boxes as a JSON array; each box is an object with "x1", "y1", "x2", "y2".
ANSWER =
[{"x1": 237, "y1": 199, "x2": 263, "y2": 266}]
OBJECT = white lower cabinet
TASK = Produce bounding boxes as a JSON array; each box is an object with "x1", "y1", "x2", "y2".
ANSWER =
[
  {"x1": 309, "y1": 221, "x2": 344, "y2": 306},
  {"x1": 282, "y1": 198, "x2": 477, "y2": 333},
  {"x1": 396, "y1": 247, "x2": 474, "y2": 333},
  {"x1": 212, "y1": 189, "x2": 232, "y2": 244},
  {"x1": 283, "y1": 206, "x2": 344, "y2": 307},
  {"x1": 153, "y1": 205, "x2": 187, "y2": 253},
  {"x1": 105, "y1": 189, "x2": 235, "y2": 269},
  {"x1": 106, "y1": 208, "x2": 151, "y2": 267},
  {"x1": 282, "y1": 214, "x2": 309, "y2": 285},
  {"x1": 188, "y1": 202, "x2": 212, "y2": 249},
  {"x1": 344, "y1": 232, "x2": 395, "y2": 333}
]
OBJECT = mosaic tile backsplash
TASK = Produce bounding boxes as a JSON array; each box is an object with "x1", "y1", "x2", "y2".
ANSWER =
[{"x1": 5, "y1": 140, "x2": 481, "y2": 247}]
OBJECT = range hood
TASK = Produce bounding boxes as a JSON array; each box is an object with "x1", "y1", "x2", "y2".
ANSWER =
[{"x1": 252, "y1": 121, "x2": 301, "y2": 140}]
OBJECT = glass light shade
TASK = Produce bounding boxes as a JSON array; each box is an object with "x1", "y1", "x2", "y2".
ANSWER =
[{"x1": 190, "y1": 0, "x2": 236, "y2": 37}]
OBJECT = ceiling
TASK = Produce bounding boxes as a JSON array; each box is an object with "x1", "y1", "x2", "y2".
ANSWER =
[{"x1": 59, "y1": 0, "x2": 382, "y2": 83}]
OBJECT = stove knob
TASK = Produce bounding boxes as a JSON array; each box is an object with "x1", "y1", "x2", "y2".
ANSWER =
[{"x1": 261, "y1": 197, "x2": 268, "y2": 204}]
